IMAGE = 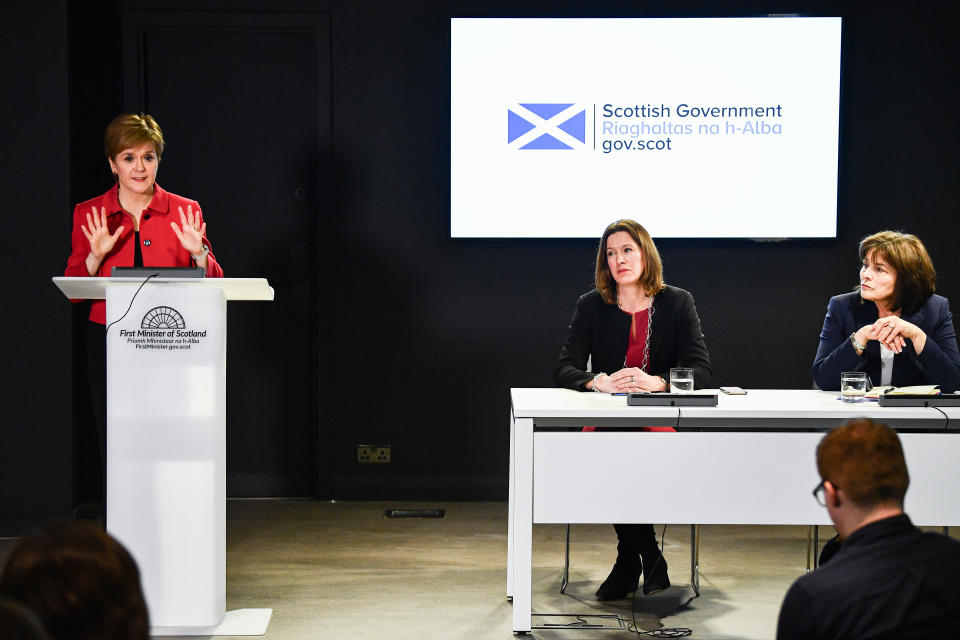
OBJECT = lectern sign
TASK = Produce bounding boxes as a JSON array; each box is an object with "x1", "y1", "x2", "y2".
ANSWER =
[
  {"x1": 117, "y1": 305, "x2": 210, "y2": 352},
  {"x1": 105, "y1": 284, "x2": 227, "y2": 631},
  {"x1": 52, "y1": 276, "x2": 275, "y2": 636}
]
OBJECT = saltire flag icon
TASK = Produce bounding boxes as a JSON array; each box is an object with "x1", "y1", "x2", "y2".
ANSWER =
[{"x1": 507, "y1": 103, "x2": 586, "y2": 149}]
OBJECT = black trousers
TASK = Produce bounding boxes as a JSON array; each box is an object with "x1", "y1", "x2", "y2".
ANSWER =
[{"x1": 613, "y1": 523, "x2": 660, "y2": 564}]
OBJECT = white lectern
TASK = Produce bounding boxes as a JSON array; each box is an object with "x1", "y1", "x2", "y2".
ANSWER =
[{"x1": 54, "y1": 277, "x2": 274, "y2": 636}]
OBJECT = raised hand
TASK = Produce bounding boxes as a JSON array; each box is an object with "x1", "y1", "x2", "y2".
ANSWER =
[
  {"x1": 169, "y1": 205, "x2": 206, "y2": 256},
  {"x1": 81, "y1": 206, "x2": 124, "y2": 260}
]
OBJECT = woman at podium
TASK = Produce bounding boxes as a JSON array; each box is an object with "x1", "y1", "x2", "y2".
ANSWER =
[
  {"x1": 553, "y1": 219, "x2": 713, "y2": 601},
  {"x1": 812, "y1": 230, "x2": 960, "y2": 392},
  {"x1": 63, "y1": 113, "x2": 224, "y2": 510},
  {"x1": 65, "y1": 113, "x2": 223, "y2": 297}
]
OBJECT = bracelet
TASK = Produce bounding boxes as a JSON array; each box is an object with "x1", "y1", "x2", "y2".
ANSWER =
[
  {"x1": 591, "y1": 372, "x2": 607, "y2": 393},
  {"x1": 191, "y1": 244, "x2": 209, "y2": 263},
  {"x1": 849, "y1": 332, "x2": 866, "y2": 353}
]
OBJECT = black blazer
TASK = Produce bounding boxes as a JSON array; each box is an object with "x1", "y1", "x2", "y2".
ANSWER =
[
  {"x1": 554, "y1": 286, "x2": 713, "y2": 391},
  {"x1": 811, "y1": 291, "x2": 960, "y2": 392}
]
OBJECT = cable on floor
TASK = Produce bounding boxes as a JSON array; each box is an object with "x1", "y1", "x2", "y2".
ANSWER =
[
  {"x1": 557, "y1": 524, "x2": 693, "y2": 637},
  {"x1": 628, "y1": 524, "x2": 692, "y2": 638}
]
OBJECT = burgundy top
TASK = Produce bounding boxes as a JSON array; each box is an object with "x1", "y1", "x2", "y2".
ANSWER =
[
  {"x1": 584, "y1": 306, "x2": 674, "y2": 432},
  {"x1": 624, "y1": 307, "x2": 651, "y2": 370}
]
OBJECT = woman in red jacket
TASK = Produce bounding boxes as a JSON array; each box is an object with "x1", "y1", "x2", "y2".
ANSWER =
[
  {"x1": 65, "y1": 113, "x2": 223, "y2": 315},
  {"x1": 64, "y1": 114, "x2": 223, "y2": 512}
]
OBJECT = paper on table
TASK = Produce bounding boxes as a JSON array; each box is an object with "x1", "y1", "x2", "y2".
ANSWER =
[{"x1": 866, "y1": 384, "x2": 941, "y2": 398}]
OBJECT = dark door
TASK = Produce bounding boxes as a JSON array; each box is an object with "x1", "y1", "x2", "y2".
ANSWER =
[{"x1": 122, "y1": 10, "x2": 331, "y2": 497}]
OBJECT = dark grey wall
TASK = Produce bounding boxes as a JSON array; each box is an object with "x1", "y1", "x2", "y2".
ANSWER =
[
  {"x1": 0, "y1": 4, "x2": 73, "y2": 533},
  {"x1": 2, "y1": 1, "x2": 958, "y2": 532},
  {"x1": 324, "y1": 1, "x2": 960, "y2": 499}
]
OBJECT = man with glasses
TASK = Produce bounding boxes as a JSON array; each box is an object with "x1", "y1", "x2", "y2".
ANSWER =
[{"x1": 776, "y1": 418, "x2": 960, "y2": 639}]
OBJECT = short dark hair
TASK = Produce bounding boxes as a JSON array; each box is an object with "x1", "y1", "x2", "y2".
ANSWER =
[
  {"x1": 0, "y1": 520, "x2": 149, "y2": 640},
  {"x1": 104, "y1": 113, "x2": 164, "y2": 160},
  {"x1": 858, "y1": 230, "x2": 935, "y2": 315},
  {"x1": 0, "y1": 598, "x2": 51, "y2": 640},
  {"x1": 595, "y1": 219, "x2": 666, "y2": 304},
  {"x1": 816, "y1": 418, "x2": 909, "y2": 509}
]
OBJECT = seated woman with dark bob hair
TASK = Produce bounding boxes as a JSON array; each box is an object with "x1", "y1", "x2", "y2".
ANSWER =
[{"x1": 812, "y1": 230, "x2": 960, "y2": 392}]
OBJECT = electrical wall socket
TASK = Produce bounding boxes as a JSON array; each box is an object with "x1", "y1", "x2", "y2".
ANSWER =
[{"x1": 356, "y1": 444, "x2": 391, "y2": 464}]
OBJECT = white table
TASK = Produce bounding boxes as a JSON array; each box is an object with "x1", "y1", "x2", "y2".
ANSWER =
[{"x1": 507, "y1": 388, "x2": 960, "y2": 633}]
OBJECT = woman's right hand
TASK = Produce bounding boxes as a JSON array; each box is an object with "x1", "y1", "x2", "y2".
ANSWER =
[
  {"x1": 855, "y1": 321, "x2": 907, "y2": 353},
  {"x1": 81, "y1": 206, "x2": 124, "y2": 274}
]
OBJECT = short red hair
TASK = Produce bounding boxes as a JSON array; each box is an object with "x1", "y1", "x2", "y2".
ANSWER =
[
  {"x1": 104, "y1": 113, "x2": 164, "y2": 160},
  {"x1": 816, "y1": 418, "x2": 909, "y2": 509}
]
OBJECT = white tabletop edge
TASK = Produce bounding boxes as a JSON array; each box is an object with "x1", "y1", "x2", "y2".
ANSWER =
[
  {"x1": 510, "y1": 387, "x2": 946, "y2": 422},
  {"x1": 53, "y1": 276, "x2": 274, "y2": 301}
]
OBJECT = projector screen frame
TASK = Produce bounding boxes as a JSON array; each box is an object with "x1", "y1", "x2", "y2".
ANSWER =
[{"x1": 447, "y1": 12, "x2": 851, "y2": 244}]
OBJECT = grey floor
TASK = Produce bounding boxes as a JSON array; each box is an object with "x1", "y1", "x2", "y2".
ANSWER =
[
  {"x1": 206, "y1": 500, "x2": 834, "y2": 640},
  {"x1": 4, "y1": 501, "x2": 950, "y2": 639}
]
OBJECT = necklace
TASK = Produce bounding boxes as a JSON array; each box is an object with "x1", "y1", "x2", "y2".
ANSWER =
[{"x1": 618, "y1": 300, "x2": 654, "y2": 372}]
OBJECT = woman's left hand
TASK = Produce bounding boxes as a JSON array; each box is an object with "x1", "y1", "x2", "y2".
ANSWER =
[
  {"x1": 607, "y1": 367, "x2": 668, "y2": 393},
  {"x1": 871, "y1": 316, "x2": 927, "y2": 354},
  {"x1": 169, "y1": 205, "x2": 207, "y2": 256}
]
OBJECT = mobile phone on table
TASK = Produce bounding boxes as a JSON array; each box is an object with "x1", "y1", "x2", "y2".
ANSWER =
[{"x1": 720, "y1": 386, "x2": 747, "y2": 395}]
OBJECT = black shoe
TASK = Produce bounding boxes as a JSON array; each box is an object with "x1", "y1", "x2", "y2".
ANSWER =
[
  {"x1": 641, "y1": 555, "x2": 670, "y2": 596},
  {"x1": 595, "y1": 558, "x2": 641, "y2": 600}
]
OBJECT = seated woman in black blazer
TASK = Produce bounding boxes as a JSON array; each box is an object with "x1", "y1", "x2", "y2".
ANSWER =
[
  {"x1": 554, "y1": 219, "x2": 713, "y2": 600},
  {"x1": 812, "y1": 231, "x2": 960, "y2": 393}
]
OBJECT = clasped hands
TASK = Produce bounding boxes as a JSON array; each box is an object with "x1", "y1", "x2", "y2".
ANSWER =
[
  {"x1": 592, "y1": 368, "x2": 667, "y2": 394},
  {"x1": 854, "y1": 316, "x2": 927, "y2": 355}
]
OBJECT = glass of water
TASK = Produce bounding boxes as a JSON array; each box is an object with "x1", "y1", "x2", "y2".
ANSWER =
[
  {"x1": 840, "y1": 371, "x2": 868, "y2": 402},
  {"x1": 670, "y1": 367, "x2": 694, "y2": 393}
]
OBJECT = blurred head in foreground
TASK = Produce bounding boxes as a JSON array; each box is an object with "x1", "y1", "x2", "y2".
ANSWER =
[{"x1": 0, "y1": 519, "x2": 148, "y2": 640}]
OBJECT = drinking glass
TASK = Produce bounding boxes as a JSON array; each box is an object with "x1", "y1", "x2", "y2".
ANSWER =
[
  {"x1": 840, "y1": 371, "x2": 867, "y2": 403},
  {"x1": 670, "y1": 367, "x2": 694, "y2": 393}
]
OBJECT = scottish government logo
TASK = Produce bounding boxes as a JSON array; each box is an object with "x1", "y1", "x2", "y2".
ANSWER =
[
  {"x1": 141, "y1": 306, "x2": 186, "y2": 329},
  {"x1": 507, "y1": 103, "x2": 586, "y2": 149}
]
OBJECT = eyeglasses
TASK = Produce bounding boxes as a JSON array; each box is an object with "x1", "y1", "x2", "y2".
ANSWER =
[{"x1": 812, "y1": 479, "x2": 836, "y2": 507}]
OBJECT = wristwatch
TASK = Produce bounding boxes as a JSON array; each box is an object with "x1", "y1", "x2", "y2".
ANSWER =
[
  {"x1": 191, "y1": 244, "x2": 209, "y2": 263},
  {"x1": 849, "y1": 332, "x2": 866, "y2": 353}
]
